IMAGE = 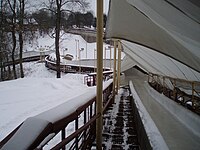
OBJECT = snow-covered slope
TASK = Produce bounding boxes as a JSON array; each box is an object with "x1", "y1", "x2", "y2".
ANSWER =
[
  {"x1": 24, "y1": 31, "x2": 121, "y2": 60},
  {"x1": 0, "y1": 62, "x2": 88, "y2": 141}
]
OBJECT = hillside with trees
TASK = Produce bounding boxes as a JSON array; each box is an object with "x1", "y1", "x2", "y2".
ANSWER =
[{"x1": 0, "y1": 0, "x2": 106, "y2": 80}]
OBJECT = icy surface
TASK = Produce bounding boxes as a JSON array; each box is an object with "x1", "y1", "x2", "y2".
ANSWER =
[
  {"x1": 129, "y1": 81, "x2": 169, "y2": 150},
  {"x1": 145, "y1": 82, "x2": 200, "y2": 138}
]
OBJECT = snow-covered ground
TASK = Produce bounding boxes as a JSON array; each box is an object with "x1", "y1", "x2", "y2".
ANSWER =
[
  {"x1": 0, "y1": 62, "x2": 90, "y2": 141},
  {"x1": 25, "y1": 31, "x2": 124, "y2": 60},
  {"x1": 0, "y1": 31, "x2": 122, "y2": 144}
]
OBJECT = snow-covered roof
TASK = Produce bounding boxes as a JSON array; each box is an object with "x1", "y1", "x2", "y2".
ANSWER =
[{"x1": 106, "y1": 0, "x2": 200, "y2": 74}]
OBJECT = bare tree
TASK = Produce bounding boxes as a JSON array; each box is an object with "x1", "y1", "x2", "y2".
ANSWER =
[
  {"x1": 0, "y1": 0, "x2": 5, "y2": 80},
  {"x1": 0, "y1": 0, "x2": 12, "y2": 81},
  {"x1": 55, "y1": 0, "x2": 62, "y2": 78},
  {"x1": 7, "y1": 0, "x2": 17, "y2": 79},
  {"x1": 44, "y1": 0, "x2": 89, "y2": 78},
  {"x1": 18, "y1": 0, "x2": 25, "y2": 78}
]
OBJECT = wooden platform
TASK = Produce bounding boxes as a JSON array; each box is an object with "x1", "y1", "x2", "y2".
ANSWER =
[{"x1": 102, "y1": 86, "x2": 140, "y2": 150}]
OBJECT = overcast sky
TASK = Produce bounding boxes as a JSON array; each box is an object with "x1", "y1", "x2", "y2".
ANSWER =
[
  {"x1": 87, "y1": 0, "x2": 110, "y2": 16},
  {"x1": 27, "y1": 0, "x2": 110, "y2": 16}
]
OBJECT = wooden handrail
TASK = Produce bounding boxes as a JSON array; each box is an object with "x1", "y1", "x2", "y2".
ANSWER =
[
  {"x1": 149, "y1": 72, "x2": 200, "y2": 85},
  {"x1": 0, "y1": 81, "x2": 113, "y2": 149},
  {"x1": 51, "y1": 113, "x2": 100, "y2": 150},
  {"x1": 148, "y1": 72, "x2": 200, "y2": 114}
]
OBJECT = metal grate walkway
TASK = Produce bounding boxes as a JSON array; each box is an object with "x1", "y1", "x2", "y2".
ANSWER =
[{"x1": 102, "y1": 86, "x2": 140, "y2": 150}]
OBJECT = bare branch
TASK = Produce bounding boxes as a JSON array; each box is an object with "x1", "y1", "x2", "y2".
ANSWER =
[
  {"x1": 40, "y1": 7, "x2": 57, "y2": 14},
  {"x1": 7, "y1": 0, "x2": 16, "y2": 15},
  {"x1": 61, "y1": 0, "x2": 71, "y2": 7}
]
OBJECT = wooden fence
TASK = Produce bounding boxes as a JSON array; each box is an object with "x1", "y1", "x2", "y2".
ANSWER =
[{"x1": 148, "y1": 73, "x2": 200, "y2": 114}]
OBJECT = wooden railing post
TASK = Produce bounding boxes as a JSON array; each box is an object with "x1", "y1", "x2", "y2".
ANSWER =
[
  {"x1": 192, "y1": 82, "x2": 195, "y2": 109},
  {"x1": 61, "y1": 129, "x2": 66, "y2": 150},
  {"x1": 117, "y1": 40, "x2": 122, "y2": 92},
  {"x1": 75, "y1": 117, "x2": 79, "y2": 150},
  {"x1": 84, "y1": 109, "x2": 87, "y2": 140},
  {"x1": 173, "y1": 79, "x2": 177, "y2": 101},
  {"x1": 156, "y1": 75, "x2": 159, "y2": 91},
  {"x1": 113, "y1": 40, "x2": 117, "y2": 97},
  {"x1": 162, "y1": 76, "x2": 165, "y2": 94}
]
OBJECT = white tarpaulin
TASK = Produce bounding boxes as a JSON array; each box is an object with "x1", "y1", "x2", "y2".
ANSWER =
[
  {"x1": 105, "y1": 0, "x2": 200, "y2": 73},
  {"x1": 122, "y1": 40, "x2": 200, "y2": 82}
]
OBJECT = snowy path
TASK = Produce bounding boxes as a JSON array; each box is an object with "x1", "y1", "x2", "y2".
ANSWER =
[
  {"x1": 102, "y1": 86, "x2": 140, "y2": 150},
  {"x1": 124, "y1": 68, "x2": 200, "y2": 150}
]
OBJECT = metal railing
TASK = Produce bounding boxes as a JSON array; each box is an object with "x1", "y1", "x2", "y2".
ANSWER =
[
  {"x1": 0, "y1": 82, "x2": 113, "y2": 149},
  {"x1": 148, "y1": 73, "x2": 200, "y2": 115}
]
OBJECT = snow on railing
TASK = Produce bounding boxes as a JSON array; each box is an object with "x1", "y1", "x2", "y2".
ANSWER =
[{"x1": 0, "y1": 81, "x2": 113, "y2": 150}]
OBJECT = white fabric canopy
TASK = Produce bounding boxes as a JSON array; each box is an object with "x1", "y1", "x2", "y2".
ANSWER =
[
  {"x1": 121, "y1": 40, "x2": 200, "y2": 82},
  {"x1": 106, "y1": 0, "x2": 200, "y2": 73}
]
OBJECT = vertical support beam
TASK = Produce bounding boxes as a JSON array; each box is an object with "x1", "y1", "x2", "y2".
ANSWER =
[
  {"x1": 113, "y1": 40, "x2": 117, "y2": 97},
  {"x1": 79, "y1": 48, "x2": 81, "y2": 72},
  {"x1": 117, "y1": 40, "x2": 122, "y2": 91},
  {"x1": 96, "y1": 0, "x2": 103, "y2": 149},
  {"x1": 104, "y1": 47, "x2": 106, "y2": 68},
  {"x1": 192, "y1": 82, "x2": 195, "y2": 109},
  {"x1": 110, "y1": 46, "x2": 112, "y2": 69},
  {"x1": 94, "y1": 49, "x2": 96, "y2": 72}
]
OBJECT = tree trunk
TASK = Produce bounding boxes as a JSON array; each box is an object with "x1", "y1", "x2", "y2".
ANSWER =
[
  {"x1": 18, "y1": 0, "x2": 25, "y2": 78},
  {"x1": 0, "y1": 0, "x2": 3, "y2": 81},
  {"x1": 55, "y1": 0, "x2": 62, "y2": 78},
  {"x1": 19, "y1": 31, "x2": 24, "y2": 78},
  {"x1": 8, "y1": 0, "x2": 17, "y2": 79},
  {"x1": 0, "y1": 55, "x2": 3, "y2": 81},
  {"x1": 11, "y1": 29, "x2": 17, "y2": 79}
]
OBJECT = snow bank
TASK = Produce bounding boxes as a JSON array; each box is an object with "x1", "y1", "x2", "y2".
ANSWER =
[
  {"x1": 36, "y1": 79, "x2": 112, "y2": 123},
  {"x1": 36, "y1": 87, "x2": 96, "y2": 123},
  {"x1": 0, "y1": 76, "x2": 88, "y2": 141}
]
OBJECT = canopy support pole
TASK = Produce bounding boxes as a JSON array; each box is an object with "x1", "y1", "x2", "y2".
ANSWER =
[
  {"x1": 96, "y1": 0, "x2": 103, "y2": 149},
  {"x1": 117, "y1": 40, "x2": 122, "y2": 91},
  {"x1": 113, "y1": 40, "x2": 117, "y2": 97}
]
